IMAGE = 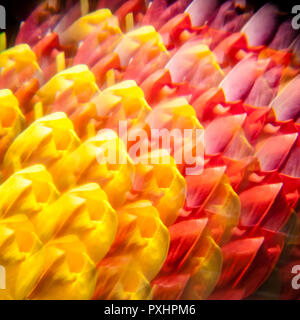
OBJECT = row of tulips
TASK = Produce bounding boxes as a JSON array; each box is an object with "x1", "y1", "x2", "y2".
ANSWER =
[{"x1": 0, "y1": 0, "x2": 300, "y2": 299}]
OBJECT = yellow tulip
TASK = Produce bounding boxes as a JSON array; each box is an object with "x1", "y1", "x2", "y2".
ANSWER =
[
  {"x1": 35, "y1": 183, "x2": 117, "y2": 263},
  {"x1": 50, "y1": 129, "x2": 134, "y2": 208},
  {"x1": 61, "y1": 9, "x2": 121, "y2": 45},
  {"x1": 2, "y1": 113, "x2": 80, "y2": 179},
  {"x1": 0, "y1": 89, "x2": 25, "y2": 162}
]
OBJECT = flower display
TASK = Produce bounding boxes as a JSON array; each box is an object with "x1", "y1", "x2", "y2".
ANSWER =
[{"x1": 0, "y1": 0, "x2": 300, "y2": 300}]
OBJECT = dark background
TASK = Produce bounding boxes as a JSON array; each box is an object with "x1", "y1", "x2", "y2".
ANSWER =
[{"x1": 1, "y1": 0, "x2": 300, "y2": 45}]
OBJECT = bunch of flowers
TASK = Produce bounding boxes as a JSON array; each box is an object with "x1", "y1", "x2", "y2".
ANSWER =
[{"x1": 0, "y1": 0, "x2": 299, "y2": 299}]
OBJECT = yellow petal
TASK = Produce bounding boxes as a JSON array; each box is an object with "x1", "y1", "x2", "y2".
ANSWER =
[
  {"x1": 117, "y1": 200, "x2": 170, "y2": 280},
  {"x1": 16, "y1": 236, "x2": 97, "y2": 300},
  {"x1": 94, "y1": 256, "x2": 152, "y2": 300},
  {"x1": 0, "y1": 215, "x2": 43, "y2": 299},
  {"x1": 181, "y1": 236, "x2": 223, "y2": 299},
  {"x1": 50, "y1": 129, "x2": 134, "y2": 208},
  {"x1": 102, "y1": 80, "x2": 151, "y2": 128},
  {"x1": 134, "y1": 150, "x2": 186, "y2": 226},
  {"x1": 205, "y1": 175, "x2": 241, "y2": 245},
  {"x1": 35, "y1": 65, "x2": 98, "y2": 107},
  {"x1": 61, "y1": 9, "x2": 121, "y2": 45},
  {"x1": 115, "y1": 26, "x2": 166, "y2": 66},
  {"x1": 0, "y1": 165, "x2": 59, "y2": 221},
  {"x1": 0, "y1": 44, "x2": 39, "y2": 74},
  {"x1": 35, "y1": 183, "x2": 117, "y2": 263},
  {"x1": 3, "y1": 113, "x2": 80, "y2": 178}
]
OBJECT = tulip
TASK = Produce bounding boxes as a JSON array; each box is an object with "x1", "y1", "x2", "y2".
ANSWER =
[{"x1": 0, "y1": 0, "x2": 300, "y2": 300}]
